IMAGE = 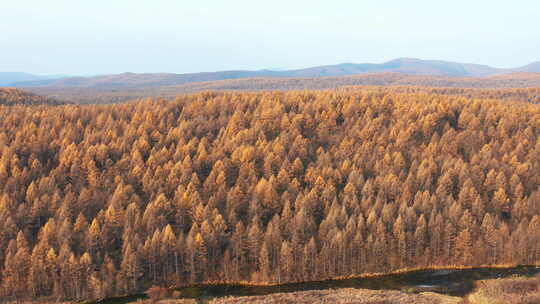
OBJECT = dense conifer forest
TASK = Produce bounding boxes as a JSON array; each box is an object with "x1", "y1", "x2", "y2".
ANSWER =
[{"x1": 1, "y1": 88, "x2": 540, "y2": 301}]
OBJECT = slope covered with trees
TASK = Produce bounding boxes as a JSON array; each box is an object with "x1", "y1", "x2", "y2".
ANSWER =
[
  {"x1": 0, "y1": 88, "x2": 66, "y2": 106},
  {"x1": 0, "y1": 89, "x2": 539, "y2": 301},
  {"x1": 26, "y1": 73, "x2": 540, "y2": 105}
]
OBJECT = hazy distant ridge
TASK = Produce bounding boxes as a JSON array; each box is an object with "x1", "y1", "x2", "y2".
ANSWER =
[
  {"x1": 9, "y1": 58, "x2": 540, "y2": 89},
  {"x1": 0, "y1": 72, "x2": 68, "y2": 86}
]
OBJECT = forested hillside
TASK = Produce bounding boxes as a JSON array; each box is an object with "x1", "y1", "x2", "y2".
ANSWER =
[
  {"x1": 0, "y1": 88, "x2": 66, "y2": 106},
  {"x1": 26, "y1": 72, "x2": 540, "y2": 105},
  {"x1": 1, "y1": 89, "x2": 540, "y2": 301}
]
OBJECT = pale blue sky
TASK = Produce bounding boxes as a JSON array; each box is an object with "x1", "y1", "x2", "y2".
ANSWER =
[{"x1": 1, "y1": 0, "x2": 539, "y2": 75}]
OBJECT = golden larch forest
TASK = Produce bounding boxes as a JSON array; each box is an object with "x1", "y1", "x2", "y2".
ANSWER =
[{"x1": 0, "y1": 88, "x2": 539, "y2": 301}]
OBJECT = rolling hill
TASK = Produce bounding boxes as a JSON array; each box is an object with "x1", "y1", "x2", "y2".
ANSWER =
[
  {"x1": 162, "y1": 72, "x2": 540, "y2": 92},
  {"x1": 24, "y1": 72, "x2": 540, "y2": 104},
  {"x1": 12, "y1": 58, "x2": 540, "y2": 89},
  {"x1": 0, "y1": 88, "x2": 67, "y2": 106}
]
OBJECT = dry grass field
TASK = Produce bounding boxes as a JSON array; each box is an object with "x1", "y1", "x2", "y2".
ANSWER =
[
  {"x1": 205, "y1": 288, "x2": 464, "y2": 304},
  {"x1": 468, "y1": 274, "x2": 540, "y2": 304},
  {"x1": 128, "y1": 289, "x2": 463, "y2": 304}
]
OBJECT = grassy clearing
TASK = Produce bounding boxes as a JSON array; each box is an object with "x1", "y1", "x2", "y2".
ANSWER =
[
  {"x1": 468, "y1": 274, "x2": 540, "y2": 304},
  {"x1": 203, "y1": 288, "x2": 463, "y2": 304}
]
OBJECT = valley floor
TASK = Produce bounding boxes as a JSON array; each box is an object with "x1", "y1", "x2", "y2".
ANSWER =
[
  {"x1": 205, "y1": 289, "x2": 463, "y2": 304},
  {"x1": 127, "y1": 274, "x2": 540, "y2": 304},
  {"x1": 140, "y1": 289, "x2": 462, "y2": 304}
]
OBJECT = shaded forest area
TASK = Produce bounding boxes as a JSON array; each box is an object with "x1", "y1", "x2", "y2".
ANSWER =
[
  {"x1": 0, "y1": 89, "x2": 540, "y2": 301},
  {"x1": 26, "y1": 72, "x2": 540, "y2": 104}
]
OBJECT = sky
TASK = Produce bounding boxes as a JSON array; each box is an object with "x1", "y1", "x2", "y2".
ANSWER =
[{"x1": 1, "y1": 0, "x2": 539, "y2": 75}]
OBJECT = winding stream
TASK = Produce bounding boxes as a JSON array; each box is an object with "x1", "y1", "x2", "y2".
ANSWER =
[{"x1": 95, "y1": 266, "x2": 540, "y2": 303}]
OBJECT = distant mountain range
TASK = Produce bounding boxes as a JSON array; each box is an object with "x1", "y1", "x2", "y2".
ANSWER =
[
  {"x1": 0, "y1": 72, "x2": 68, "y2": 86},
  {"x1": 5, "y1": 58, "x2": 540, "y2": 89}
]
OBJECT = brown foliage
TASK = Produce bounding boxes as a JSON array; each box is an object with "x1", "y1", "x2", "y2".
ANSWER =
[
  {"x1": 145, "y1": 286, "x2": 171, "y2": 301},
  {"x1": 0, "y1": 89, "x2": 539, "y2": 301}
]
